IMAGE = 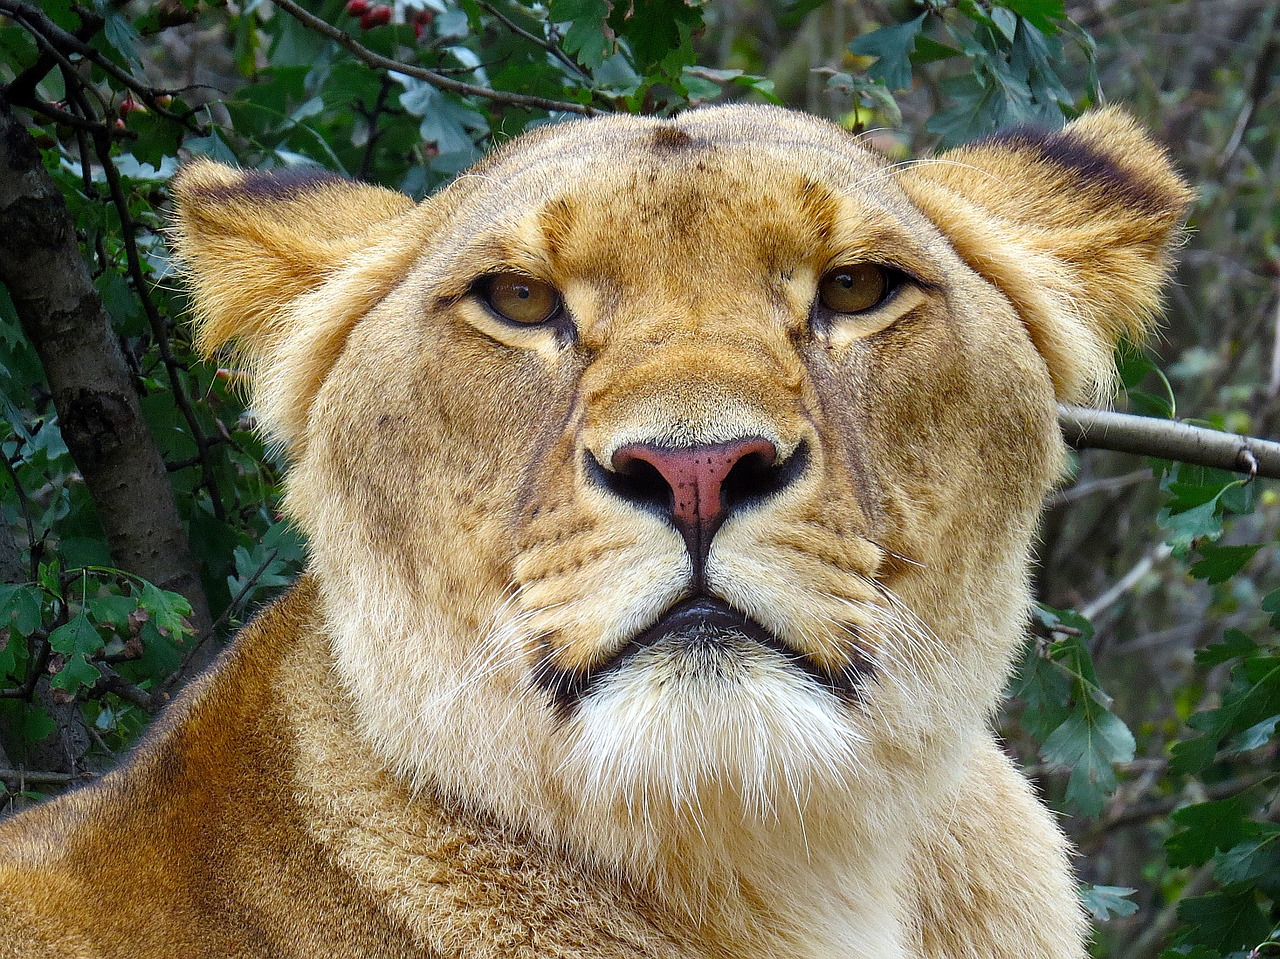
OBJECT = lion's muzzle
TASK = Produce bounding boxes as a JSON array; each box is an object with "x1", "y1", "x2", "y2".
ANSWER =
[{"x1": 532, "y1": 594, "x2": 871, "y2": 715}]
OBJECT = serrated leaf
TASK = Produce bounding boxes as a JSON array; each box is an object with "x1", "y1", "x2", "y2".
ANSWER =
[
  {"x1": 1190, "y1": 544, "x2": 1261, "y2": 584},
  {"x1": 1224, "y1": 714, "x2": 1280, "y2": 755},
  {"x1": 1213, "y1": 828, "x2": 1280, "y2": 885},
  {"x1": 848, "y1": 14, "x2": 926, "y2": 92},
  {"x1": 1197, "y1": 629, "x2": 1258, "y2": 666},
  {"x1": 549, "y1": 0, "x2": 614, "y2": 69},
  {"x1": 1176, "y1": 888, "x2": 1270, "y2": 953},
  {"x1": 0, "y1": 632, "x2": 19, "y2": 678},
  {"x1": 1009, "y1": 638, "x2": 1071, "y2": 739},
  {"x1": 1041, "y1": 705, "x2": 1135, "y2": 816},
  {"x1": 138, "y1": 582, "x2": 192, "y2": 638},
  {"x1": 1158, "y1": 498, "x2": 1223, "y2": 550},
  {"x1": 1127, "y1": 388, "x2": 1175, "y2": 419},
  {"x1": 1081, "y1": 884, "x2": 1138, "y2": 921},
  {"x1": 1168, "y1": 796, "x2": 1253, "y2": 868},
  {"x1": 50, "y1": 652, "x2": 99, "y2": 694},
  {"x1": 89, "y1": 594, "x2": 140, "y2": 630},
  {"x1": 48, "y1": 612, "x2": 103, "y2": 658},
  {"x1": 911, "y1": 36, "x2": 963, "y2": 65}
]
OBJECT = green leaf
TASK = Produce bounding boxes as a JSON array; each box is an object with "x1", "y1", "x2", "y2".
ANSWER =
[
  {"x1": 1168, "y1": 796, "x2": 1253, "y2": 868},
  {"x1": 0, "y1": 584, "x2": 43, "y2": 636},
  {"x1": 550, "y1": 0, "x2": 615, "y2": 69},
  {"x1": 1009, "y1": 637, "x2": 1071, "y2": 739},
  {"x1": 848, "y1": 14, "x2": 927, "y2": 92},
  {"x1": 610, "y1": 0, "x2": 701, "y2": 76},
  {"x1": 1042, "y1": 707, "x2": 1135, "y2": 816},
  {"x1": 138, "y1": 583, "x2": 192, "y2": 639},
  {"x1": 1224, "y1": 714, "x2": 1280, "y2": 755},
  {"x1": 1213, "y1": 827, "x2": 1280, "y2": 885},
  {"x1": 88, "y1": 594, "x2": 140, "y2": 630},
  {"x1": 1261, "y1": 589, "x2": 1280, "y2": 629},
  {"x1": 50, "y1": 652, "x2": 99, "y2": 694},
  {"x1": 1081, "y1": 884, "x2": 1138, "y2": 921},
  {"x1": 1196, "y1": 629, "x2": 1258, "y2": 666},
  {"x1": 1002, "y1": 0, "x2": 1067, "y2": 34},
  {"x1": 1158, "y1": 498, "x2": 1224, "y2": 551},
  {"x1": 123, "y1": 109, "x2": 184, "y2": 170},
  {"x1": 99, "y1": 7, "x2": 144, "y2": 70},
  {"x1": 1176, "y1": 888, "x2": 1270, "y2": 953},
  {"x1": 1190, "y1": 544, "x2": 1262, "y2": 584},
  {"x1": 48, "y1": 612, "x2": 103, "y2": 658}
]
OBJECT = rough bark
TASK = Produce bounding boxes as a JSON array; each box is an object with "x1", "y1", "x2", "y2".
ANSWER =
[{"x1": 0, "y1": 95, "x2": 212, "y2": 638}]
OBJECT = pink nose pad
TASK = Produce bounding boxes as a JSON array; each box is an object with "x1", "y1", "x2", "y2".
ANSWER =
[{"x1": 611, "y1": 438, "x2": 779, "y2": 558}]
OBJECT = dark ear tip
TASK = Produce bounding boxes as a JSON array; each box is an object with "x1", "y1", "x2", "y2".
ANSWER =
[
  {"x1": 975, "y1": 110, "x2": 1191, "y2": 218},
  {"x1": 173, "y1": 162, "x2": 347, "y2": 208}
]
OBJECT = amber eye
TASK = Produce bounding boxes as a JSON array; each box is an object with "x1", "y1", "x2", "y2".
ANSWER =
[
  {"x1": 480, "y1": 273, "x2": 561, "y2": 325},
  {"x1": 818, "y1": 264, "x2": 892, "y2": 314}
]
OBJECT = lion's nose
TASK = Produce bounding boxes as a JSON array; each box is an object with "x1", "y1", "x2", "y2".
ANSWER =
[{"x1": 598, "y1": 437, "x2": 799, "y2": 576}]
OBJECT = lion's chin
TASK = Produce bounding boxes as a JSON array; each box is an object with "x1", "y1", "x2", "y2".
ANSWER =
[{"x1": 559, "y1": 638, "x2": 869, "y2": 822}]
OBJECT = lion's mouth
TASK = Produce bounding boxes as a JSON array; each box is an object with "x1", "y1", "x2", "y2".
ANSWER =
[{"x1": 533, "y1": 596, "x2": 871, "y2": 715}]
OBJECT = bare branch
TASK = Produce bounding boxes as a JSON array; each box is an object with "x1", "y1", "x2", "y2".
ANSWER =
[
  {"x1": 271, "y1": 0, "x2": 599, "y2": 117},
  {"x1": 1059, "y1": 405, "x2": 1280, "y2": 479},
  {"x1": 0, "y1": 768, "x2": 94, "y2": 786}
]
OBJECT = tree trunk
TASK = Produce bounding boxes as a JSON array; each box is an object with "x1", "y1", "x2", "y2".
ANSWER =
[{"x1": 0, "y1": 95, "x2": 212, "y2": 640}]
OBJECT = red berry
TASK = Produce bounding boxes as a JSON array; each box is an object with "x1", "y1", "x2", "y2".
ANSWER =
[
  {"x1": 345, "y1": 0, "x2": 369, "y2": 15},
  {"x1": 118, "y1": 95, "x2": 145, "y2": 118},
  {"x1": 360, "y1": 4, "x2": 392, "y2": 27}
]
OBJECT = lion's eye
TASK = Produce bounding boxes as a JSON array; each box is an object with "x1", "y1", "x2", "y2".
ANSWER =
[
  {"x1": 480, "y1": 274, "x2": 561, "y2": 325},
  {"x1": 818, "y1": 264, "x2": 892, "y2": 314}
]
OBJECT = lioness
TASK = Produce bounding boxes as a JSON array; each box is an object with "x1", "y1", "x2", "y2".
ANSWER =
[{"x1": 0, "y1": 105, "x2": 1188, "y2": 958}]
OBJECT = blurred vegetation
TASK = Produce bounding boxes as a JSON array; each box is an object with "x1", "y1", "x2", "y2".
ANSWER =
[{"x1": 0, "y1": 1, "x2": 1277, "y2": 955}]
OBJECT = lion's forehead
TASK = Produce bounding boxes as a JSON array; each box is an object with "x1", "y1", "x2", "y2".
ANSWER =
[{"x1": 425, "y1": 109, "x2": 937, "y2": 296}]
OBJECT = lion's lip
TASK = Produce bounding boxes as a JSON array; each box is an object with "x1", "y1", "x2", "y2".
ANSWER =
[
  {"x1": 629, "y1": 597, "x2": 773, "y2": 648},
  {"x1": 532, "y1": 595, "x2": 869, "y2": 715}
]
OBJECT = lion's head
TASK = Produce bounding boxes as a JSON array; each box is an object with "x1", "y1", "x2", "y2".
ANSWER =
[{"x1": 172, "y1": 105, "x2": 1188, "y2": 919}]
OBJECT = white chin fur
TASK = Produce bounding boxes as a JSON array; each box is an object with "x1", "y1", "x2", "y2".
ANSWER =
[{"x1": 561, "y1": 638, "x2": 867, "y2": 824}]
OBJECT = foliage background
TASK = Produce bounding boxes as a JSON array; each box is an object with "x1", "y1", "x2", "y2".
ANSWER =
[{"x1": 0, "y1": 1, "x2": 1278, "y2": 956}]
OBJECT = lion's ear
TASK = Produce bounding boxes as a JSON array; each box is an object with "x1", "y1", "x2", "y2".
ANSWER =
[
  {"x1": 898, "y1": 107, "x2": 1193, "y2": 404},
  {"x1": 170, "y1": 160, "x2": 419, "y2": 448}
]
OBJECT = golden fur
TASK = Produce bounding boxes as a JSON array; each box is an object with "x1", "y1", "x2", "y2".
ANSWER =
[{"x1": 0, "y1": 105, "x2": 1190, "y2": 958}]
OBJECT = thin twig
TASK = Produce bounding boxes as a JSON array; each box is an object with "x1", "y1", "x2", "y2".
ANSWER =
[
  {"x1": 474, "y1": 0, "x2": 592, "y2": 82},
  {"x1": 162, "y1": 548, "x2": 279, "y2": 691},
  {"x1": 270, "y1": 0, "x2": 599, "y2": 116},
  {"x1": 0, "y1": 451, "x2": 38, "y2": 583},
  {"x1": 91, "y1": 131, "x2": 227, "y2": 522},
  {"x1": 1080, "y1": 543, "x2": 1173, "y2": 623},
  {"x1": 1089, "y1": 771, "x2": 1275, "y2": 839},
  {"x1": 1047, "y1": 469, "x2": 1151, "y2": 507}
]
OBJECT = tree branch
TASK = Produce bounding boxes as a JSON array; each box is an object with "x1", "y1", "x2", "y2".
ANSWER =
[
  {"x1": 270, "y1": 0, "x2": 599, "y2": 117},
  {"x1": 1059, "y1": 405, "x2": 1280, "y2": 479}
]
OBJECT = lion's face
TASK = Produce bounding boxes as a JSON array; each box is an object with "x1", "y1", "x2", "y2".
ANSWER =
[{"x1": 173, "y1": 105, "x2": 1188, "y2": 880}]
